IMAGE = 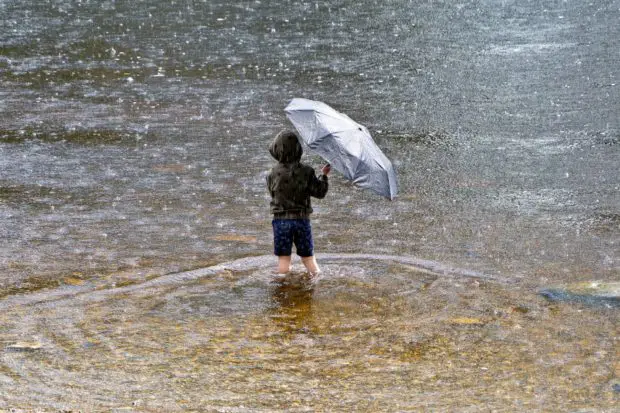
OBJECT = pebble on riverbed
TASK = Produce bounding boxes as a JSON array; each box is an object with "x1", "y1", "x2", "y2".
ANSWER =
[{"x1": 5, "y1": 341, "x2": 43, "y2": 352}]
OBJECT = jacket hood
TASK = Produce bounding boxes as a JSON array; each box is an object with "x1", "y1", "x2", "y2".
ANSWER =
[{"x1": 269, "y1": 130, "x2": 303, "y2": 163}]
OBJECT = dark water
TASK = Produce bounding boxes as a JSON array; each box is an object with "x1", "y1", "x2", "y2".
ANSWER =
[
  {"x1": 1, "y1": 0, "x2": 619, "y2": 287},
  {"x1": 1, "y1": 0, "x2": 619, "y2": 410}
]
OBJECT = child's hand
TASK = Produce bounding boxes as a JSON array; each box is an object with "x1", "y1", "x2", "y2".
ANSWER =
[{"x1": 321, "y1": 164, "x2": 331, "y2": 175}]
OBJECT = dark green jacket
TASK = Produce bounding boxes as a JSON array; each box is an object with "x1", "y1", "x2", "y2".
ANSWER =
[{"x1": 267, "y1": 130, "x2": 328, "y2": 219}]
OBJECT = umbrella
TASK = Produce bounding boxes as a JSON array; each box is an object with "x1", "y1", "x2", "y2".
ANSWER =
[{"x1": 284, "y1": 98, "x2": 398, "y2": 200}]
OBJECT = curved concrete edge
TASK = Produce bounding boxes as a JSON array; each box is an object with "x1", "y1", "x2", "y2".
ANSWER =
[
  {"x1": 0, "y1": 253, "x2": 507, "y2": 310},
  {"x1": 319, "y1": 253, "x2": 508, "y2": 282}
]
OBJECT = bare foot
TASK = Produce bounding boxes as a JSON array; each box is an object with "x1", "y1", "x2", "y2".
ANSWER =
[
  {"x1": 307, "y1": 270, "x2": 322, "y2": 285},
  {"x1": 271, "y1": 272, "x2": 288, "y2": 283}
]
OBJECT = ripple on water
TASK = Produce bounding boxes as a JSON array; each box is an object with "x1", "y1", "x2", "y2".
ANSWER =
[{"x1": 0, "y1": 254, "x2": 616, "y2": 411}]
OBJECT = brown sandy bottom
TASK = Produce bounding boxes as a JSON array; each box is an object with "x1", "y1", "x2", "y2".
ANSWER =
[{"x1": 0, "y1": 255, "x2": 617, "y2": 412}]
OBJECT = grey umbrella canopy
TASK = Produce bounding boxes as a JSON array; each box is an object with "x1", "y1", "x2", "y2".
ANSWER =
[{"x1": 285, "y1": 98, "x2": 398, "y2": 200}]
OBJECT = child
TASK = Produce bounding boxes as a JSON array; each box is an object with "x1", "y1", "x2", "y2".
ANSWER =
[{"x1": 267, "y1": 129, "x2": 331, "y2": 278}]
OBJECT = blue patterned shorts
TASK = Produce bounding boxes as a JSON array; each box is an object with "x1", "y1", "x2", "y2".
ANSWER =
[{"x1": 272, "y1": 219, "x2": 314, "y2": 257}]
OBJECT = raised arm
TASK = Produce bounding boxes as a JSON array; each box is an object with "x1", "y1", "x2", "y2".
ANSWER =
[{"x1": 308, "y1": 164, "x2": 330, "y2": 199}]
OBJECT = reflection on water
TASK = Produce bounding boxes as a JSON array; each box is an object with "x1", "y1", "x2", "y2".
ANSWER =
[{"x1": 271, "y1": 272, "x2": 316, "y2": 336}]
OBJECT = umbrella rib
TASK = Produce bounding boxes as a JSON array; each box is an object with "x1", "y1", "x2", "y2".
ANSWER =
[
  {"x1": 289, "y1": 109, "x2": 354, "y2": 124},
  {"x1": 313, "y1": 129, "x2": 358, "y2": 141}
]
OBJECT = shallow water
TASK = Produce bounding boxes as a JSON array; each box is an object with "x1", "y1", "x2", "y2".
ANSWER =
[
  {"x1": 1, "y1": 0, "x2": 619, "y2": 410},
  {"x1": 1, "y1": 254, "x2": 617, "y2": 411}
]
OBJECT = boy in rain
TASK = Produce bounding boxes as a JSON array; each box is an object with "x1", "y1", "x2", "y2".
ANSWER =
[{"x1": 267, "y1": 130, "x2": 331, "y2": 279}]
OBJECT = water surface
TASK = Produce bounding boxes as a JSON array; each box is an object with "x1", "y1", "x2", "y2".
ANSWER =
[{"x1": 0, "y1": 0, "x2": 618, "y2": 410}]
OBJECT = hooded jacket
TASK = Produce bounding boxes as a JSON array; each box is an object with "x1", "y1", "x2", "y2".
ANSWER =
[{"x1": 267, "y1": 130, "x2": 328, "y2": 219}]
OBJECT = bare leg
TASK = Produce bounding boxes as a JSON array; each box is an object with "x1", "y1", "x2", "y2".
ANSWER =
[
  {"x1": 277, "y1": 255, "x2": 292, "y2": 274},
  {"x1": 301, "y1": 255, "x2": 320, "y2": 275}
]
